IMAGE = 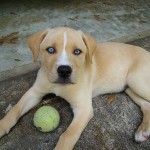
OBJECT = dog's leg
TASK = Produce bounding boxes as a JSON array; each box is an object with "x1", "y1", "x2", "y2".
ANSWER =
[
  {"x1": 54, "y1": 98, "x2": 93, "y2": 150},
  {"x1": 0, "y1": 85, "x2": 44, "y2": 138},
  {"x1": 125, "y1": 88, "x2": 150, "y2": 143}
]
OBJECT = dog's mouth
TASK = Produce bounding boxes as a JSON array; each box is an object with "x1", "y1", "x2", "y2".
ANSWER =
[{"x1": 54, "y1": 77, "x2": 75, "y2": 84}]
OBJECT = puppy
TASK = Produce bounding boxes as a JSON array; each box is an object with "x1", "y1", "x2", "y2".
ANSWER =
[{"x1": 0, "y1": 27, "x2": 150, "y2": 150}]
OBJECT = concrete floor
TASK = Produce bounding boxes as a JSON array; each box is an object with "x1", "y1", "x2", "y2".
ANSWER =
[{"x1": 0, "y1": 0, "x2": 150, "y2": 72}]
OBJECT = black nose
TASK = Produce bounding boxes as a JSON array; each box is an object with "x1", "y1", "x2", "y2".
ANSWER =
[{"x1": 57, "y1": 65, "x2": 72, "y2": 78}]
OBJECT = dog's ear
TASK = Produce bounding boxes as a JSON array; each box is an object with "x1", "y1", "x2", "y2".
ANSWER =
[
  {"x1": 79, "y1": 31, "x2": 96, "y2": 64},
  {"x1": 28, "y1": 30, "x2": 48, "y2": 62}
]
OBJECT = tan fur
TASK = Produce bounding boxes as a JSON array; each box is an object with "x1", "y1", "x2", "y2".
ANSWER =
[
  {"x1": 0, "y1": 27, "x2": 150, "y2": 149},
  {"x1": 28, "y1": 29, "x2": 49, "y2": 62}
]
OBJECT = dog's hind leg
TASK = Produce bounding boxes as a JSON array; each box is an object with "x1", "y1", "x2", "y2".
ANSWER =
[{"x1": 125, "y1": 88, "x2": 150, "y2": 143}]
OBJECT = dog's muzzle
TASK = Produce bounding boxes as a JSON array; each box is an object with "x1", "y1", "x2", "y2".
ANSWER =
[{"x1": 57, "y1": 65, "x2": 72, "y2": 79}]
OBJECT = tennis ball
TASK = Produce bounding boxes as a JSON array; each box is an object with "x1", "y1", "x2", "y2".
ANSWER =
[{"x1": 33, "y1": 106, "x2": 60, "y2": 132}]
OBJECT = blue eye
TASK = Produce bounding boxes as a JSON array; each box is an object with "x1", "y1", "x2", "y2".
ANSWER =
[
  {"x1": 46, "y1": 47, "x2": 55, "y2": 54},
  {"x1": 73, "y1": 49, "x2": 82, "y2": 55}
]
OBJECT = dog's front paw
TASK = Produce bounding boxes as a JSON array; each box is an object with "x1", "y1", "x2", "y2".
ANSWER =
[
  {"x1": 135, "y1": 122, "x2": 150, "y2": 143},
  {"x1": 0, "y1": 120, "x2": 9, "y2": 138}
]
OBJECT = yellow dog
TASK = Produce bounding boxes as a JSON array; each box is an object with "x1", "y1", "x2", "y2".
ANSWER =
[{"x1": 0, "y1": 27, "x2": 150, "y2": 149}]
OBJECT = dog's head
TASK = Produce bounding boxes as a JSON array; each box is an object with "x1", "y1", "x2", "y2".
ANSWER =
[{"x1": 28, "y1": 27, "x2": 96, "y2": 84}]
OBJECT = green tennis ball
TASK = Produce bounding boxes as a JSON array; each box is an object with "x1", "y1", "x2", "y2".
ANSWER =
[{"x1": 33, "y1": 106, "x2": 60, "y2": 132}]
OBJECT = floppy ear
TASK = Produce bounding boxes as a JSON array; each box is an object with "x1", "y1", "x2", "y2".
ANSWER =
[
  {"x1": 80, "y1": 31, "x2": 96, "y2": 64},
  {"x1": 28, "y1": 30, "x2": 48, "y2": 62}
]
